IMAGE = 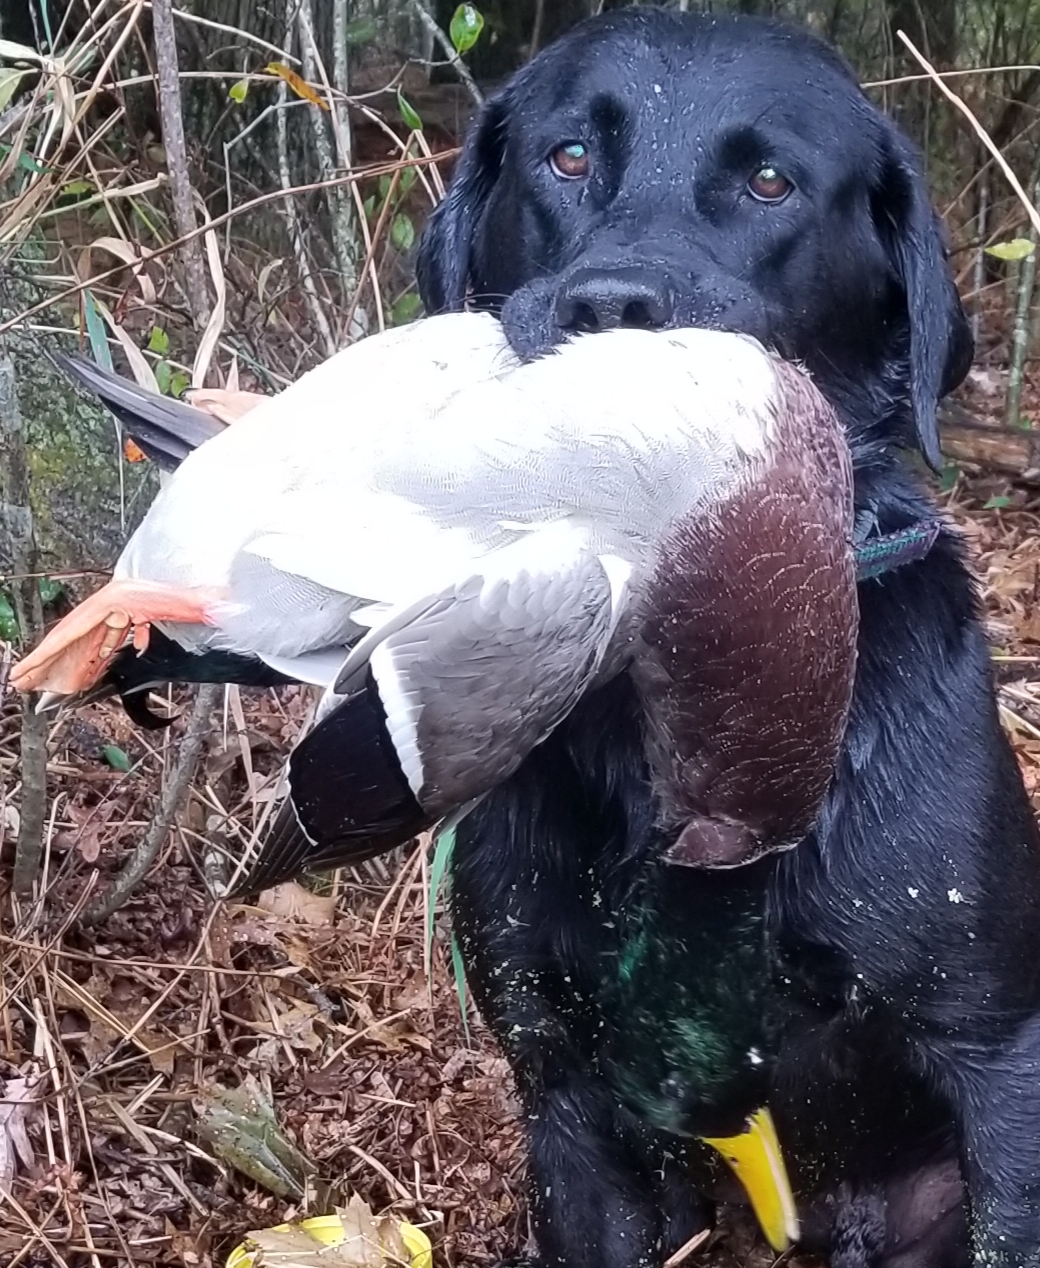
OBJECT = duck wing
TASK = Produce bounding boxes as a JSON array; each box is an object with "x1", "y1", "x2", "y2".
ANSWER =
[{"x1": 230, "y1": 524, "x2": 631, "y2": 895}]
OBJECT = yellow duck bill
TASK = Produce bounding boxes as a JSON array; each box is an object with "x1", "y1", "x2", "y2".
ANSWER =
[{"x1": 701, "y1": 1106, "x2": 800, "y2": 1253}]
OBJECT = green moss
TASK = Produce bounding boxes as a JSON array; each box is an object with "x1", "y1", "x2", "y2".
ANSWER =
[{"x1": 9, "y1": 331, "x2": 156, "y2": 585}]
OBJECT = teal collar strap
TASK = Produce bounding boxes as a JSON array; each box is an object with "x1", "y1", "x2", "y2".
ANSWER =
[{"x1": 854, "y1": 518, "x2": 942, "y2": 582}]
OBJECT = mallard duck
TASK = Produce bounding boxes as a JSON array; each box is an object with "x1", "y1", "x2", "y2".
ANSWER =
[
  {"x1": 15, "y1": 316, "x2": 856, "y2": 877},
  {"x1": 13, "y1": 313, "x2": 858, "y2": 1250}
]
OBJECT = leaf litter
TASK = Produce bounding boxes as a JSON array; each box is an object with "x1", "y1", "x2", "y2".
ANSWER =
[{"x1": 4, "y1": 473, "x2": 1040, "y2": 1268}]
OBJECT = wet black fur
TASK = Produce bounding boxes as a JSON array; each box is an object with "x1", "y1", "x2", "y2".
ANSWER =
[{"x1": 414, "y1": 8, "x2": 1040, "y2": 1267}]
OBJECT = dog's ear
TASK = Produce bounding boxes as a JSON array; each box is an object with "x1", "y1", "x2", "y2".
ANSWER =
[
  {"x1": 416, "y1": 94, "x2": 509, "y2": 315},
  {"x1": 873, "y1": 131, "x2": 973, "y2": 470}
]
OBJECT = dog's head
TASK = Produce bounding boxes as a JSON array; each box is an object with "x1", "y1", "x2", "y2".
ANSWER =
[{"x1": 416, "y1": 7, "x2": 972, "y2": 468}]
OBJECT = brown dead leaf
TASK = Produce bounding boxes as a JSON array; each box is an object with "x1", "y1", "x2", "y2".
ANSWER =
[
  {"x1": 0, "y1": 1071, "x2": 41, "y2": 1188},
  {"x1": 166, "y1": 1216, "x2": 212, "y2": 1268},
  {"x1": 266, "y1": 62, "x2": 329, "y2": 109},
  {"x1": 257, "y1": 883, "x2": 336, "y2": 926},
  {"x1": 67, "y1": 799, "x2": 115, "y2": 863},
  {"x1": 350, "y1": 997, "x2": 406, "y2": 1053},
  {"x1": 272, "y1": 1000, "x2": 322, "y2": 1053}
]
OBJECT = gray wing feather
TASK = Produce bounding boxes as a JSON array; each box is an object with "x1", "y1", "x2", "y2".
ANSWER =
[{"x1": 369, "y1": 551, "x2": 621, "y2": 815}]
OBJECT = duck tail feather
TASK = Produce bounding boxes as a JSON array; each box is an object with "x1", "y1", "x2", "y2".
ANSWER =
[
  {"x1": 57, "y1": 354, "x2": 224, "y2": 470},
  {"x1": 228, "y1": 673, "x2": 429, "y2": 897}
]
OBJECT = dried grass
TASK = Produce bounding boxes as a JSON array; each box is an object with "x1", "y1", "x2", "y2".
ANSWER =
[{"x1": 0, "y1": 683, "x2": 528, "y2": 1267}]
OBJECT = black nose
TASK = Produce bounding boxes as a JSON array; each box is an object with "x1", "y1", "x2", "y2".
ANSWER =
[{"x1": 555, "y1": 266, "x2": 675, "y2": 334}]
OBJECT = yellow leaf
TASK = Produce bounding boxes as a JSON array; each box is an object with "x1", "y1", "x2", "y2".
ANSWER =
[
  {"x1": 124, "y1": 438, "x2": 147, "y2": 463},
  {"x1": 226, "y1": 1203, "x2": 434, "y2": 1268},
  {"x1": 266, "y1": 63, "x2": 328, "y2": 110}
]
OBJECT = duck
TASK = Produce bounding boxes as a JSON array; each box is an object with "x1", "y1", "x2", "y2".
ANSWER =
[{"x1": 12, "y1": 312, "x2": 859, "y2": 1251}]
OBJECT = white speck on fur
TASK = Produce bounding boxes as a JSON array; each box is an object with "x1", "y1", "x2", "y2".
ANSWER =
[
  {"x1": 948, "y1": 888, "x2": 964, "y2": 903},
  {"x1": 908, "y1": 886, "x2": 920, "y2": 898}
]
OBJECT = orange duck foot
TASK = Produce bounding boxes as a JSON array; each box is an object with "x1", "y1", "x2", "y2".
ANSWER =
[{"x1": 10, "y1": 579, "x2": 222, "y2": 696}]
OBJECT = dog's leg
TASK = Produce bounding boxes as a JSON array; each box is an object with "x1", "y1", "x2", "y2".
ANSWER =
[
  {"x1": 516, "y1": 1074, "x2": 707, "y2": 1268},
  {"x1": 449, "y1": 681, "x2": 710, "y2": 1268},
  {"x1": 918, "y1": 1022, "x2": 1040, "y2": 1267}
]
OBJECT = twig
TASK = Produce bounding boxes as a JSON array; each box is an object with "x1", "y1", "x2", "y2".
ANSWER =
[
  {"x1": 0, "y1": 151, "x2": 454, "y2": 337},
  {"x1": 1005, "y1": 152, "x2": 1040, "y2": 428},
  {"x1": 0, "y1": 356, "x2": 47, "y2": 897},
  {"x1": 409, "y1": 0, "x2": 484, "y2": 107},
  {"x1": 151, "y1": 0, "x2": 211, "y2": 327},
  {"x1": 274, "y1": 51, "x2": 337, "y2": 355},
  {"x1": 81, "y1": 683, "x2": 221, "y2": 925},
  {"x1": 896, "y1": 32, "x2": 1040, "y2": 238},
  {"x1": 531, "y1": 0, "x2": 546, "y2": 57},
  {"x1": 863, "y1": 62, "x2": 1040, "y2": 90},
  {"x1": 143, "y1": 1, "x2": 300, "y2": 63},
  {"x1": 971, "y1": 168, "x2": 990, "y2": 343},
  {"x1": 662, "y1": 1228, "x2": 711, "y2": 1268},
  {"x1": 297, "y1": 0, "x2": 361, "y2": 328}
]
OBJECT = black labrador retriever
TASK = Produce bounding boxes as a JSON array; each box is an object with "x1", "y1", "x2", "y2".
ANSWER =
[{"x1": 416, "y1": 8, "x2": 1040, "y2": 1268}]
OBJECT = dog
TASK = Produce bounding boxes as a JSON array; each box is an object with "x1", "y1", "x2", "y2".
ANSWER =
[{"x1": 415, "y1": 8, "x2": 1040, "y2": 1268}]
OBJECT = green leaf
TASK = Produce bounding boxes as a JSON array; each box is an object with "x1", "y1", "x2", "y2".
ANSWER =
[
  {"x1": 984, "y1": 494, "x2": 1011, "y2": 509},
  {"x1": 450, "y1": 932, "x2": 471, "y2": 1043},
  {"x1": 60, "y1": 178, "x2": 93, "y2": 198},
  {"x1": 228, "y1": 78, "x2": 249, "y2": 104},
  {"x1": 154, "y1": 360, "x2": 171, "y2": 395},
  {"x1": 426, "y1": 824, "x2": 456, "y2": 960},
  {"x1": 345, "y1": 17, "x2": 377, "y2": 45},
  {"x1": 938, "y1": 462, "x2": 960, "y2": 493},
  {"x1": 390, "y1": 292, "x2": 422, "y2": 326},
  {"x1": 362, "y1": 194, "x2": 376, "y2": 222},
  {"x1": 102, "y1": 744, "x2": 131, "y2": 772},
  {"x1": 377, "y1": 174, "x2": 392, "y2": 202},
  {"x1": 170, "y1": 370, "x2": 191, "y2": 399},
  {"x1": 0, "y1": 142, "x2": 45, "y2": 174},
  {"x1": 194, "y1": 1078, "x2": 309, "y2": 1200},
  {"x1": 449, "y1": 3, "x2": 484, "y2": 55},
  {"x1": 985, "y1": 238, "x2": 1036, "y2": 262},
  {"x1": 82, "y1": 289, "x2": 112, "y2": 371},
  {"x1": 38, "y1": 576, "x2": 65, "y2": 605},
  {"x1": 0, "y1": 592, "x2": 19, "y2": 642},
  {"x1": 147, "y1": 325, "x2": 170, "y2": 356},
  {"x1": 397, "y1": 90, "x2": 423, "y2": 132},
  {"x1": 391, "y1": 212, "x2": 415, "y2": 253},
  {"x1": 0, "y1": 68, "x2": 26, "y2": 113},
  {"x1": 399, "y1": 164, "x2": 417, "y2": 195}
]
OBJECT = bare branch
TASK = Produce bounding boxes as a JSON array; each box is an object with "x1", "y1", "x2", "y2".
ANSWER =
[
  {"x1": 82, "y1": 683, "x2": 223, "y2": 926},
  {"x1": 0, "y1": 356, "x2": 47, "y2": 897},
  {"x1": 151, "y1": 0, "x2": 211, "y2": 327},
  {"x1": 0, "y1": 152, "x2": 454, "y2": 338},
  {"x1": 1005, "y1": 154, "x2": 1040, "y2": 429},
  {"x1": 897, "y1": 32, "x2": 1040, "y2": 238}
]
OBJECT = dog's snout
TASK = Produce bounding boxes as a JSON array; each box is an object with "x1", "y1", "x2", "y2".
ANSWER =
[{"x1": 554, "y1": 266, "x2": 675, "y2": 334}]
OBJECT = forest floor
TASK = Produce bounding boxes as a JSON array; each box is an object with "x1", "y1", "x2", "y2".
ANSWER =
[{"x1": 4, "y1": 370, "x2": 1040, "y2": 1268}]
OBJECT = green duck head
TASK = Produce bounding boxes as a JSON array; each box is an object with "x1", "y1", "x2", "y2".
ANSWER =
[{"x1": 600, "y1": 862, "x2": 798, "y2": 1252}]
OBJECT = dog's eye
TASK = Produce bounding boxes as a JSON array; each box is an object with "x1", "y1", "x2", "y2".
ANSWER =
[
  {"x1": 549, "y1": 142, "x2": 590, "y2": 180},
  {"x1": 747, "y1": 165, "x2": 793, "y2": 203}
]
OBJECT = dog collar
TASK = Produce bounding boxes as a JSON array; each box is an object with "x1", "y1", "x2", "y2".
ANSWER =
[{"x1": 854, "y1": 518, "x2": 942, "y2": 582}]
